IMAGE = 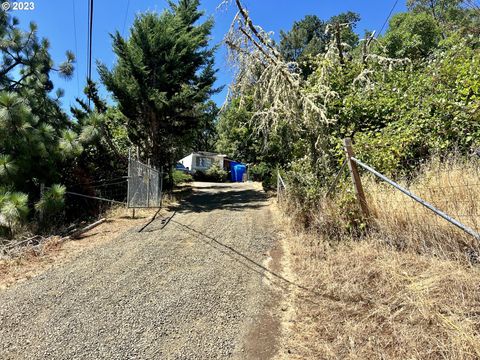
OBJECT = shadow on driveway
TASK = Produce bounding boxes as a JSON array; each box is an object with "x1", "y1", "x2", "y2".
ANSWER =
[{"x1": 177, "y1": 188, "x2": 268, "y2": 214}]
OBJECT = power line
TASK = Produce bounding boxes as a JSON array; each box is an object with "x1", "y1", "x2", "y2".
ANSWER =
[
  {"x1": 72, "y1": 0, "x2": 80, "y2": 97},
  {"x1": 465, "y1": 0, "x2": 480, "y2": 13},
  {"x1": 88, "y1": 0, "x2": 94, "y2": 83},
  {"x1": 379, "y1": 0, "x2": 399, "y2": 35},
  {"x1": 122, "y1": 0, "x2": 131, "y2": 37}
]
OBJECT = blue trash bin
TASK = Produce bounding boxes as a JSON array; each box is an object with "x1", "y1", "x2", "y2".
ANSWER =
[{"x1": 232, "y1": 163, "x2": 246, "y2": 182}]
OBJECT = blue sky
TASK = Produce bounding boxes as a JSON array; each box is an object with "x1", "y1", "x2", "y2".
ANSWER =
[{"x1": 11, "y1": 0, "x2": 407, "y2": 113}]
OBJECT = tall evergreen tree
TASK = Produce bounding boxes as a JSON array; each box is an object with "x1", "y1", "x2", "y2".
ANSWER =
[
  {"x1": 99, "y1": 0, "x2": 218, "y2": 175},
  {"x1": 190, "y1": 100, "x2": 218, "y2": 153},
  {"x1": 279, "y1": 12, "x2": 360, "y2": 77},
  {"x1": 279, "y1": 15, "x2": 328, "y2": 63},
  {"x1": 0, "y1": 12, "x2": 77, "y2": 194},
  {"x1": 0, "y1": 13, "x2": 77, "y2": 235}
]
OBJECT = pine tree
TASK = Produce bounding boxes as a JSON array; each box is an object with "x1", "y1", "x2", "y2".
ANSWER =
[
  {"x1": 279, "y1": 12, "x2": 360, "y2": 77},
  {"x1": 0, "y1": 13, "x2": 77, "y2": 234},
  {"x1": 0, "y1": 12, "x2": 77, "y2": 194}
]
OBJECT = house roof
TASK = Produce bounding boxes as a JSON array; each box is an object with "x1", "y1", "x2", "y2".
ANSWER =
[{"x1": 193, "y1": 151, "x2": 227, "y2": 157}]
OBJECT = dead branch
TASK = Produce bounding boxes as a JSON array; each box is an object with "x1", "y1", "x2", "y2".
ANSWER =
[
  {"x1": 234, "y1": 0, "x2": 282, "y2": 61},
  {"x1": 224, "y1": 0, "x2": 331, "y2": 132}
]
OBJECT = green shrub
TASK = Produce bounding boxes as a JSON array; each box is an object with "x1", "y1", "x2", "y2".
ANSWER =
[
  {"x1": 35, "y1": 184, "x2": 66, "y2": 231},
  {"x1": 172, "y1": 170, "x2": 193, "y2": 185},
  {"x1": 0, "y1": 187, "x2": 29, "y2": 238},
  {"x1": 194, "y1": 165, "x2": 229, "y2": 182},
  {"x1": 205, "y1": 164, "x2": 229, "y2": 182},
  {"x1": 250, "y1": 162, "x2": 270, "y2": 182},
  {"x1": 248, "y1": 162, "x2": 281, "y2": 190},
  {"x1": 192, "y1": 170, "x2": 206, "y2": 181}
]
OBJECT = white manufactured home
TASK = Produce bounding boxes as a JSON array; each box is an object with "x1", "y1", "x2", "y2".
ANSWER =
[{"x1": 178, "y1": 152, "x2": 227, "y2": 172}]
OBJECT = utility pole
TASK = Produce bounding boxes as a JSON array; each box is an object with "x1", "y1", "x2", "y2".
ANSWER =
[{"x1": 87, "y1": 0, "x2": 94, "y2": 108}]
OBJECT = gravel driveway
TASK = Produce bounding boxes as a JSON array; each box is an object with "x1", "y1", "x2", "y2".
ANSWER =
[{"x1": 0, "y1": 182, "x2": 280, "y2": 359}]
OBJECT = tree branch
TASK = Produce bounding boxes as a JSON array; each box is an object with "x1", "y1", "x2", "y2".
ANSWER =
[{"x1": 234, "y1": 0, "x2": 281, "y2": 61}]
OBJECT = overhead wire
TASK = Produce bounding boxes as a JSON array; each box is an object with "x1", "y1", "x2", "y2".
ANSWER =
[
  {"x1": 379, "y1": 0, "x2": 399, "y2": 35},
  {"x1": 122, "y1": 0, "x2": 131, "y2": 37},
  {"x1": 88, "y1": 0, "x2": 94, "y2": 83},
  {"x1": 464, "y1": 0, "x2": 480, "y2": 13},
  {"x1": 72, "y1": 0, "x2": 80, "y2": 97}
]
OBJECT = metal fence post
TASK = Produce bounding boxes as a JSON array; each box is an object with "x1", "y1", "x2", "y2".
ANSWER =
[
  {"x1": 127, "y1": 149, "x2": 136, "y2": 218},
  {"x1": 146, "y1": 159, "x2": 151, "y2": 208},
  {"x1": 343, "y1": 138, "x2": 370, "y2": 218},
  {"x1": 160, "y1": 168, "x2": 164, "y2": 208},
  {"x1": 277, "y1": 170, "x2": 280, "y2": 202}
]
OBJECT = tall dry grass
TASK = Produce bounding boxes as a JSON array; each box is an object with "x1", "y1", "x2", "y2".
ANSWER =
[
  {"x1": 275, "y1": 156, "x2": 480, "y2": 359},
  {"x1": 365, "y1": 157, "x2": 480, "y2": 261},
  {"x1": 275, "y1": 229, "x2": 480, "y2": 359}
]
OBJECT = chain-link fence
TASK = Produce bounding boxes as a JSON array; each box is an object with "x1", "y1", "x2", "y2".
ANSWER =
[{"x1": 127, "y1": 157, "x2": 162, "y2": 209}]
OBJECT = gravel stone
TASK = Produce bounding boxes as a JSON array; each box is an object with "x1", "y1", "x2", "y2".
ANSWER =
[{"x1": 0, "y1": 182, "x2": 277, "y2": 360}]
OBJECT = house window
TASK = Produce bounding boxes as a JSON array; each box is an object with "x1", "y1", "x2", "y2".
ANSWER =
[{"x1": 196, "y1": 156, "x2": 213, "y2": 168}]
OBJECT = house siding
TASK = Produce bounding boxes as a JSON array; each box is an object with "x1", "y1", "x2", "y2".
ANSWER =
[{"x1": 179, "y1": 153, "x2": 226, "y2": 172}]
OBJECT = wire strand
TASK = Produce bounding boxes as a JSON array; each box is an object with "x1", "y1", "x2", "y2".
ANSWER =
[
  {"x1": 379, "y1": 0, "x2": 399, "y2": 35},
  {"x1": 72, "y1": 0, "x2": 80, "y2": 97},
  {"x1": 86, "y1": 0, "x2": 90, "y2": 82},
  {"x1": 122, "y1": 0, "x2": 131, "y2": 37},
  {"x1": 88, "y1": 0, "x2": 94, "y2": 83}
]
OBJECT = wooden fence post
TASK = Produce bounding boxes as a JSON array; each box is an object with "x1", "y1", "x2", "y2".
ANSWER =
[{"x1": 343, "y1": 138, "x2": 370, "y2": 218}]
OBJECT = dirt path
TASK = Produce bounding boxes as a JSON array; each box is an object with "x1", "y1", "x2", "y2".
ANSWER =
[{"x1": 0, "y1": 182, "x2": 281, "y2": 360}]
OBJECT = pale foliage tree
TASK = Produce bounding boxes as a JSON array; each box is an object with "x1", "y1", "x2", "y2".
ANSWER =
[
  {"x1": 220, "y1": 0, "x2": 412, "y2": 170},
  {"x1": 221, "y1": 0, "x2": 331, "y2": 134}
]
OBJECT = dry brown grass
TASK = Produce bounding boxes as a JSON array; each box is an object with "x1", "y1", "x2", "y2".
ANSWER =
[
  {"x1": 275, "y1": 158, "x2": 480, "y2": 359},
  {"x1": 365, "y1": 157, "x2": 480, "y2": 261},
  {"x1": 275, "y1": 224, "x2": 480, "y2": 359}
]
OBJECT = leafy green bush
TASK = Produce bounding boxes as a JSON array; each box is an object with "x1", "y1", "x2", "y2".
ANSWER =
[
  {"x1": 0, "y1": 187, "x2": 29, "y2": 238},
  {"x1": 172, "y1": 170, "x2": 193, "y2": 185},
  {"x1": 262, "y1": 169, "x2": 277, "y2": 191},
  {"x1": 205, "y1": 164, "x2": 229, "y2": 182},
  {"x1": 193, "y1": 165, "x2": 229, "y2": 182},
  {"x1": 350, "y1": 40, "x2": 480, "y2": 176},
  {"x1": 35, "y1": 184, "x2": 66, "y2": 231},
  {"x1": 250, "y1": 162, "x2": 270, "y2": 181},
  {"x1": 248, "y1": 162, "x2": 274, "y2": 189}
]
